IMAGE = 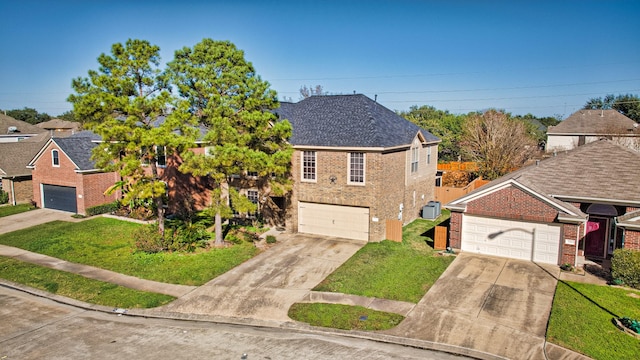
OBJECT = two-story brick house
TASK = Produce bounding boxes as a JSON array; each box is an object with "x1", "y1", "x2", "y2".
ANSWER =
[{"x1": 275, "y1": 94, "x2": 441, "y2": 242}]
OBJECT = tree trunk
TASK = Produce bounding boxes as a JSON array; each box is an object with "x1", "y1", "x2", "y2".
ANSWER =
[
  {"x1": 214, "y1": 210, "x2": 223, "y2": 246},
  {"x1": 150, "y1": 160, "x2": 165, "y2": 237}
]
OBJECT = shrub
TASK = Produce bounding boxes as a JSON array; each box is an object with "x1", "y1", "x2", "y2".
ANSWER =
[
  {"x1": 266, "y1": 235, "x2": 277, "y2": 244},
  {"x1": 225, "y1": 233, "x2": 242, "y2": 245},
  {"x1": 133, "y1": 224, "x2": 168, "y2": 253},
  {"x1": 86, "y1": 201, "x2": 120, "y2": 216},
  {"x1": 611, "y1": 248, "x2": 640, "y2": 289},
  {"x1": 168, "y1": 221, "x2": 209, "y2": 252},
  {"x1": 0, "y1": 190, "x2": 9, "y2": 204}
]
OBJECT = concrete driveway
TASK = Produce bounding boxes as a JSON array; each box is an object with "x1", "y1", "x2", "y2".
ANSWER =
[
  {"x1": 0, "y1": 208, "x2": 82, "y2": 235},
  {"x1": 157, "y1": 233, "x2": 365, "y2": 323},
  {"x1": 385, "y1": 253, "x2": 561, "y2": 360}
]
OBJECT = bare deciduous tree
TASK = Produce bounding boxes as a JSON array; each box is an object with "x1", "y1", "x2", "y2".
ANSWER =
[
  {"x1": 299, "y1": 85, "x2": 326, "y2": 99},
  {"x1": 460, "y1": 110, "x2": 538, "y2": 180}
]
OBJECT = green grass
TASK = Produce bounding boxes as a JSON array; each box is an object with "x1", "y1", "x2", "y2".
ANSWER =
[
  {"x1": 313, "y1": 211, "x2": 453, "y2": 303},
  {"x1": 0, "y1": 203, "x2": 36, "y2": 217},
  {"x1": 0, "y1": 257, "x2": 174, "y2": 308},
  {"x1": 288, "y1": 303, "x2": 404, "y2": 331},
  {"x1": 0, "y1": 217, "x2": 259, "y2": 285},
  {"x1": 547, "y1": 281, "x2": 640, "y2": 360}
]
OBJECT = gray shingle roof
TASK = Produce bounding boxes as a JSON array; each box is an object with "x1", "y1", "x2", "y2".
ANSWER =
[
  {"x1": 452, "y1": 140, "x2": 640, "y2": 210},
  {"x1": 275, "y1": 94, "x2": 440, "y2": 148},
  {"x1": 54, "y1": 137, "x2": 99, "y2": 170},
  {"x1": 547, "y1": 110, "x2": 638, "y2": 135}
]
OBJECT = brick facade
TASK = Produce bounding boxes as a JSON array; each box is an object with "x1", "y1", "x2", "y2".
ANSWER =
[
  {"x1": 466, "y1": 186, "x2": 558, "y2": 222},
  {"x1": 449, "y1": 211, "x2": 462, "y2": 248},
  {"x1": 624, "y1": 229, "x2": 640, "y2": 250},
  {"x1": 2, "y1": 177, "x2": 33, "y2": 204},
  {"x1": 289, "y1": 141, "x2": 437, "y2": 242},
  {"x1": 561, "y1": 223, "x2": 580, "y2": 265}
]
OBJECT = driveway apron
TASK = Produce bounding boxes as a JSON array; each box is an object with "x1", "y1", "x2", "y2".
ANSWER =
[
  {"x1": 385, "y1": 253, "x2": 560, "y2": 360},
  {"x1": 0, "y1": 208, "x2": 82, "y2": 235},
  {"x1": 157, "y1": 234, "x2": 364, "y2": 322}
]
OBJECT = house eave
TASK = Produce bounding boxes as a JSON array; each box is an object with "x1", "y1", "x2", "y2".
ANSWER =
[
  {"x1": 551, "y1": 195, "x2": 640, "y2": 207},
  {"x1": 557, "y1": 213, "x2": 587, "y2": 224}
]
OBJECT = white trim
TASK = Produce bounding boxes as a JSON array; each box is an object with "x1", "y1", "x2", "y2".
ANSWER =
[
  {"x1": 347, "y1": 152, "x2": 366, "y2": 185},
  {"x1": 51, "y1": 149, "x2": 60, "y2": 167}
]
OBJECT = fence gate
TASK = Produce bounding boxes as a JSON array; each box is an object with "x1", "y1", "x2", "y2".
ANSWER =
[
  {"x1": 434, "y1": 225, "x2": 448, "y2": 250},
  {"x1": 386, "y1": 219, "x2": 403, "y2": 242}
]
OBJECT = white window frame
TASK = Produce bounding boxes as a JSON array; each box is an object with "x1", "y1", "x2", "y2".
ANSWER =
[
  {"x1": 427, "y1": 145, "x2": 431, "y2": 164},
  {"x1": 52, "y1": 149, "x2": 60, "y2": 167},
  {"x1": 301, "y1": 151, "x2": 317, "y2": 182},
  {"x1": 411, "y1": 145, "x2": 419, "y2": 173},
  {"x1": 348, "y1": 152, "x2": 365, "y2": 185},
  {"x1": 156, "y1": 146, "x2": 166, "y2": 168}
]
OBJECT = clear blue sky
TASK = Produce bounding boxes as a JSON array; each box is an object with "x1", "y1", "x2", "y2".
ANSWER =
[{"x1": 1, "y1": 0, "x2": 639, "y2": 119}]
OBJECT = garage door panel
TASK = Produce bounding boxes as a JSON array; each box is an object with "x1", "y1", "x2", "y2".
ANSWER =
[
  {"x1": 462, "y1": 215, "x2": 560, "y2": 264},
  {"x1": 42, "y1": 184, "x2": 77, "y2": 213},
  {"x1": 299, "y1": 202, "x2": 369, "y2": 241}
]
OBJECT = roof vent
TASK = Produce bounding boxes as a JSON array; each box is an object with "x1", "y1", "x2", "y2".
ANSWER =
[{"x1": 7, "y1": 126, "x2": 17, "y2": 133}]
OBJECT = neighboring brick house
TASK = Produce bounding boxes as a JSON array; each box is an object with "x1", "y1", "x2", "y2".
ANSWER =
[
  {"x1": 28, "y1": 135, "x2": 120, "y2": 215},
  {"x1": 546, "y1": 109, "x2": 639, "y2": 153},
  {"x1": 275, "y1": 94, "x2": 441, "y2": 242},
  {"x1": 0, "y1": 136, "x2": 47, "y2": 205},
  {"x1": 446, "y1": 140, "x2": 640, "y2": 266}
]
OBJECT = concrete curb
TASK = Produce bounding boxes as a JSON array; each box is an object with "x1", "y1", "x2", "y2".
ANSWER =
[{"x1": 0, "y1": 279, "x2": 506, "y2": 360}]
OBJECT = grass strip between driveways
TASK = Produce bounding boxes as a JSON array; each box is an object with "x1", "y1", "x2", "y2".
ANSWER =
[
  {"x1": 547, "y1": 281, "x2": 640, "y2": 360},
  {"x1": 0, "y1": 204, "x2": 36, "y2": 218},
  {"x1": 288, "y1": 303, "x2": 404, "y2": 331},
  {"x1": 312, "y1": 211, "x2": 453, "y2": 303},
  {"x1": 0, "y1": 257, "x2": 174, "y2": 308},
  {"x1": 0, "y1": 217, "x2": 259, "y2": 286}
]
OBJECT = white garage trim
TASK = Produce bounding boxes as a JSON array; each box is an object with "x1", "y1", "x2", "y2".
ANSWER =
[
  {"x1": 461, "y1": 215, "x2": 561, "y2": 264},
  {"x1": 298, "y1": 202, "x2": 369, "y2": 241}
]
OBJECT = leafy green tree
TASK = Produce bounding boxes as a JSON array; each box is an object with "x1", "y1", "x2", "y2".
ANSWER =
[
  {"x1": 584, "y1": 93, "x2": 640, "y2": 123},
  {"x1": 5, "y1": 107, "x2": 51, "y2": 124},
  {"x1": 460, "y1": 110, "x2": 538, "y2": 180},
  {"x1": 166, "y1": 39, "x2": 293, "y2": 246},
  {"x1": 399, "y1": 105, "x2": 466, "y2": 161},
  {"x1": 68, "y1": 39, "x2": 197, "y2": 235}
]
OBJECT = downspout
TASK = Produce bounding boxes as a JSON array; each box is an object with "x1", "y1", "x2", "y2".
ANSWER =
[{"x1": 575, "y1": 220, "x2": 586, "y2": 268}]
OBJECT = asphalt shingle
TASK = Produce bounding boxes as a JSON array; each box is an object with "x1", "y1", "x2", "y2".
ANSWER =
[
  {"x1": 53, "y1": 137, "x2": 99, "y2": 171},
  {"x1": 275, "y1": 94, "x2": 439, "y2": 148},
  {"x1": 547, "y1": 109, "x2": 638, "y2": 135}
]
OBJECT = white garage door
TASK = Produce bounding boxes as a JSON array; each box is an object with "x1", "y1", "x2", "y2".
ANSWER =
[
  {"x1": 461, "y1": 215, "x2": 561, "y2": 264},
  {"x1": 298, "y1": 202, "x2": 369, "y2": 241}
]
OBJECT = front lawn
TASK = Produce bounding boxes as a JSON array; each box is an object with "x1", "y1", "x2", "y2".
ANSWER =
[
  {"x1": 0, "y1": 203, "x2": 36, "y2": 218},
  {"x1": 547, "y1": 281, "x2": 640, "y2": 360},
  {"x1": 0, "y1": 257, "x2": 174, "y2": 308},
  {"x1": 0, "y1": 217, "x2": 259, "y2": 286},
  {"x1": 313, "y1": 211, "x2": 453, "y2": 303}
]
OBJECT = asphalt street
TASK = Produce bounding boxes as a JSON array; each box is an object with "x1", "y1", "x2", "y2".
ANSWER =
[{"x1": 0, "y1": 286, "x2": 467, "y2": 360}]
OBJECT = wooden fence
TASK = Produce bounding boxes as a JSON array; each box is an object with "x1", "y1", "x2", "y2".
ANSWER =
[
  {"x1": 386, "y1": 219, "x2": 403, "y2": 242},
  {"x1": 434, "y1": 177, "x2": 489, "y2": 205},
  {"x1": 437, "y1": 161, "x2": 478, "y2": 171}
]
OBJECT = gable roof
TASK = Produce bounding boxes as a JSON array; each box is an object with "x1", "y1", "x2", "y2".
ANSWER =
[
  {"x1": 448, "y1": 140, "x2": 640, "y2": 214},
  {"x1": 36, "y1": 118, "x2": 81, "y2": 131},
  {"x1": 0, "y1": 114, "x2": 47, "y2": 136},
  {"x1": 275, "y1": 94, "x2": 440, "y2": 148},
  {"x1": 29, "y1": 137, "x2": 99, "y2": 171},
  {"x1": 0, "y1": 140, "x2": 46, "y2": 177},
  {"x1": 547, "y1": 109, "x2": 638, "y2": 135}
]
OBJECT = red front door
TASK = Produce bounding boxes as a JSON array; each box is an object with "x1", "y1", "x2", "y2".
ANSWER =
[{"x1": 585, "y1": 218, "x2": 608, "y2": 257}]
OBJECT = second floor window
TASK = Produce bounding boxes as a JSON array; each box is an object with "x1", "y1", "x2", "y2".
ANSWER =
[
  {"x1": 411, "y1": 145, "x2": 419, "y2": 173},
  {"x1": 349, "y1": 152, "x2": 365, "y2": 184},
  {"x1": 302, "y1": 151, "x2": 316, "y2": 181},
  {"x1": 52, "y1": 149, "x2": 59, "y2": 167}
]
